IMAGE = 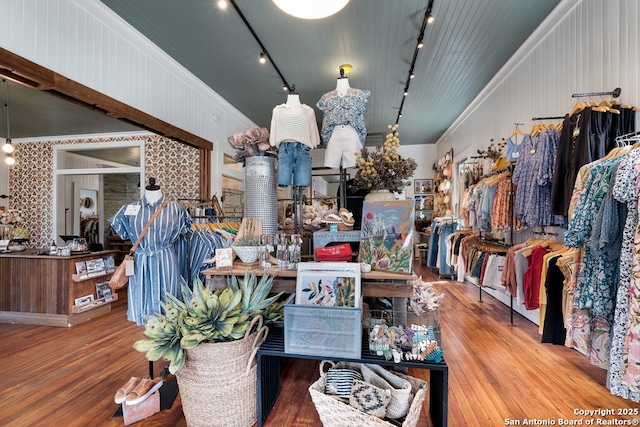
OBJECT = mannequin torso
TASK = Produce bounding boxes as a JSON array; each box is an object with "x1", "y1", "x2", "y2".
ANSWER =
[
  {"x1": 144, "y1": 189, "x2": 163, "y2": 205},
  {"x1": 286, "y1": 94, "x2": 302, "y2": 109},
  {"x1": 336, "y1": 78, "x2": 350, "y2": 96}
]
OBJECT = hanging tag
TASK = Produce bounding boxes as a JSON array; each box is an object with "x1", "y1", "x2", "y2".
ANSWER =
[
  {"x1": 573, "y1": 127, "x2": 580, "y2": 138},
  {"x1": 125, "y1": 258, "x2": 135, "y2": 276},
  {"x1": 124, "y1": 205, "x2": 141, "y2": 216}
]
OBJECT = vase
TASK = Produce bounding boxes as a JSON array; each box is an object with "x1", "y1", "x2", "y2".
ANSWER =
[
  {"x1": 364, "y1": 189, "x2": 396, "y2": 202},
  {"x1": 244, "y1": 156, "x2": 278, "y2": 235}
]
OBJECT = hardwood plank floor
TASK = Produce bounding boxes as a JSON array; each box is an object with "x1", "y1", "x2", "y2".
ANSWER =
[{"x1": 0, "y1": 262, "x2": 638, "y2": 427}]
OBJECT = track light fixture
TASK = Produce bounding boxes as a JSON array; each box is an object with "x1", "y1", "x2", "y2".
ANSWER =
[
  {"x1": 227, "y1": 1, "x2": 291, "y2": 92},
  {"x1": 395, "y1": 0, "x2": 435, "y2": 124}
]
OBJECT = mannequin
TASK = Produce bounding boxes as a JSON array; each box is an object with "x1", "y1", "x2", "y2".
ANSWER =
[
  {"x1": 144, "y1": 177, "x2": 163, "y2": 205},
  {"x1": 336, "y1": 76, "x2": 350, "y2": 96},
  {"x1": 317, "y1": 72, "x2": 371, "y2": 169},
  {"x1": 108, "y1": 177, "x2": 192, "y2": 326},
  {"x1": 286, "y1": 93, "x2": 302, "y2": 109},
  {"x1": 270, "y1": 90, "x2": 320, "y2": 188}
]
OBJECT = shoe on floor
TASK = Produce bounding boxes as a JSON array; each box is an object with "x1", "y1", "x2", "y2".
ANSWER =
[
  {"x1": 125, "y1": 378, "x2": 163, "y2": 406},
  {"x1": 114, "y1": 377, "x2": 142, "y2": 404}
]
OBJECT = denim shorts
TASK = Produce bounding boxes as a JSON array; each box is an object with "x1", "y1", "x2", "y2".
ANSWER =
[{"x1": 277, "y1": 140, "x2": 312, "y2": 187}]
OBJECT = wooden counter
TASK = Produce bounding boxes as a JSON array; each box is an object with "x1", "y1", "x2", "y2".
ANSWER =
[{"x1": 0, "y1": 250, "x2": 119, "y2": 327}]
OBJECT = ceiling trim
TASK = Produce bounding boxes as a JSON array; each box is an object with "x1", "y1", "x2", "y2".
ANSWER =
[{"x1": 0, "y1": 47, "x2": 213, "y2": 152}]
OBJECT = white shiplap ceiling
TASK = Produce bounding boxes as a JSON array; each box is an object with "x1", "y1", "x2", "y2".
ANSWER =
[{"x1": 0, "y1": 0, "x2": 562, "y2": 145}]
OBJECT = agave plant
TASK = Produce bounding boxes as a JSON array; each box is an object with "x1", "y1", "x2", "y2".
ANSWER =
[{"x1": 134, "y1": 271, "x2": 283, "y2": 374}]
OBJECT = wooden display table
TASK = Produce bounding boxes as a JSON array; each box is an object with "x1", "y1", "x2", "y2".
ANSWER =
[
  {"x1": 202, "y1": 262, "x2": 418, "y2": 313},
  {"x1": 0, "y1": 249, "x2": 119, "y2": 327}
]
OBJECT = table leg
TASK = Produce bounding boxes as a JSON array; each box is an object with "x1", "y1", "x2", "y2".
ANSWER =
[
  {"x1": 429, "y1": 368, "x2": 448, "y2": 427},
  {"x1": 257, "y1": 354, "x2": 281, "y2": 427}
]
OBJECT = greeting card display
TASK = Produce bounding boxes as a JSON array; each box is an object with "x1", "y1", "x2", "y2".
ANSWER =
[{"x1": 359, "y1": 199, "x2": 415, "y2": 274}]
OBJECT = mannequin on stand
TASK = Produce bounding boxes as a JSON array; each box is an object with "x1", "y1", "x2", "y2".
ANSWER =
[
  {"x1": 317, "y1": 69, "x2": 371, "y2": 169},
  {"x1": 108, "y1": 177, "x2": 192, "y2": 327},
  {"x1": 270, "y1": 87, "x2": 320, "y2": 234},
  {"x1": 109, "y1": 177, "x2": 190, "y2": 406}
]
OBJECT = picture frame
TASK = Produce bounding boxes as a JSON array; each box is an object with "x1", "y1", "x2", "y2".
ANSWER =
[
  {"x1": 95, "y1": 281, "x2": 112, "y2": 299},
  {"x1": 414, "y1": 179, "x2": 433, "y2": 195},
  {"x1": 74, "y1": 294, "x2": 95, "y2": 307},
  {"x1": 359, "y1": 199, "x2": 415, "y2": 274},
  {"x1": 416, "y1": 210, "x2": 434, "y2": 221},
  {"x1": 295, "y1": 262, "x2": 361, "y2": 308}
]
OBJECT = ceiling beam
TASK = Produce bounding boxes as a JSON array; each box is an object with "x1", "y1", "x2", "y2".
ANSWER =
[{"x1": 0, "y1": 47, "x2": 213, "y2": 151}]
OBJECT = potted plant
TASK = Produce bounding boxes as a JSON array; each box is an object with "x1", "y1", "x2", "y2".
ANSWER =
[
  {"x1": 134, "y1": 271, "x2": 283, "y2": 427},
  {"x1": 231, "y1": 235, "x2": 261, "y2": 264}
]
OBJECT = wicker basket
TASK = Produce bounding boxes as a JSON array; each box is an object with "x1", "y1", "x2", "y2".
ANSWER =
[
  {"x1": 309, "y1": 360, "x2": 428, "y2": 427},
  {"x1": 176, "y1": 316, "x2": 268, "y2": 427}
]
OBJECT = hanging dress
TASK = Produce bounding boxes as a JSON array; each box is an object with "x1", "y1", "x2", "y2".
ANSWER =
[{"x1": 109, "y1": 196, "x2": 192, "y2": 326}]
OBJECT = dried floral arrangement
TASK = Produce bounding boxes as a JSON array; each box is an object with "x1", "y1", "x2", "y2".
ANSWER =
[
  {"x1": 227, "y1": 125, "x2": 277, "y2": 164},
  {"x1": 352, "y1": 124, "x2": 417, "y2": 194}
]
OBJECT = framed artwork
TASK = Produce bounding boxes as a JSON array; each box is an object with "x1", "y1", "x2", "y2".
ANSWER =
[
  {"x1": 359, "y1": 199, "x2": 415, "y2": 274},
  {"x1": 295, "y1": 262, "x2": 361, "y2": 308},
  {"x1": 414, "y1": 179, "x2": 433, "y2": 195},
  {"x1": 416, "y1": 210, "x2": 434, "y2": 221}
]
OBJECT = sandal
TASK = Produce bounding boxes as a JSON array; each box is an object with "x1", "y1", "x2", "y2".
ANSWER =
[
  {"x1": 321, "y1": 213, "x2": 342, "y2": 223},
  {"x1": 114, "y1": 377, "x2": 142, "y2": 404},
  {"x1": 125, "y1": 378, "x2": 163, "y2": 405},
  {"x1": 339, "y1": 208, "x2": 355, "y2": 226}
]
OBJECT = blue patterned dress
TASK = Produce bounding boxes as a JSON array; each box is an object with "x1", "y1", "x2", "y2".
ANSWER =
[{"x1": 109, "y1": 196, "x2": 192, "y2": 325}]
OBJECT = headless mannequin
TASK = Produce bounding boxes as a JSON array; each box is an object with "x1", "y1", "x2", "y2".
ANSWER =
[
  {"x1": 286, "y1": 93, "x2": 302, "y2": 109},
  {"x1": 336, "y1": 77, "x2": 350, "y2": 96},
  {"x1": 144, "y1": 177, "x2": 163, "y2": 205}
]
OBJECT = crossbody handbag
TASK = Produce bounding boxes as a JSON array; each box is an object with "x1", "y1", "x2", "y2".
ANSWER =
[{"x1": 109, "y1": 198, "x2": 171, "y2": 290}]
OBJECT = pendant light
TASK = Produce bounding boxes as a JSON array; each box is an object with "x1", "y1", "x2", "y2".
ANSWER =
[
  {"x1": 272, "y1": 0, "x2": 349, "y2": 20},
  {"x1": 3, "y1": 79, "x2": 14, "y2": 165}
]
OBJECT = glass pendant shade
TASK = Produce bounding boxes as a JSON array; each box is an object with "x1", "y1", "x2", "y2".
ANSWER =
[{"x1": 272, "y1": 0, "x2": 349, "y2": 19}]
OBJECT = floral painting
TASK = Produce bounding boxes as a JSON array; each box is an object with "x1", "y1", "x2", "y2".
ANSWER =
[
  {"x1": 298, "y1": 274, "x2": 357, "y2": 307},
  {"x1": 359, "y1": 200, "x2": 415, "y2": 273}
]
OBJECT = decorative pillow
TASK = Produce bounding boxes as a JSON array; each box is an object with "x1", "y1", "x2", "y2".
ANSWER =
[
  {"x1": 349, "y1": 380, "x2": 392, "y2": 419},
  {"x1": 325, "y1": 368, "x2": 363, "y2": 399}
]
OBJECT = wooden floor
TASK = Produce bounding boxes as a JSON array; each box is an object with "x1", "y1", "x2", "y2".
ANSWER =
[{"x1": 0, "y1": 262, "x2": 638, "y2": 427}]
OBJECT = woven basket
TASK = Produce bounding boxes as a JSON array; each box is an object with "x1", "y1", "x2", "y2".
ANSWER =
[
  {"x1": 309, "y1": 361, "x2": 428, "y2": 427},
  {"x1": 176, "y1": 316, "x2": 268, "y2": 427}
]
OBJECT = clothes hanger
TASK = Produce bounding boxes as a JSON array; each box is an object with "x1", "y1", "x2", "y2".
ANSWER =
[{"x1": 508, "y1": 127, "x2": 525, "y2": 139}]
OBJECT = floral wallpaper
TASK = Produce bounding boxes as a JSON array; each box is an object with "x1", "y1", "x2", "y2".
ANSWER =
[{"x1": 8, "y1": 134, "x2": 199, "y2": 248}]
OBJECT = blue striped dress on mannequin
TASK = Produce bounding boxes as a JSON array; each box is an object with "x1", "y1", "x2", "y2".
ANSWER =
[{"x1": 108, "y1": 180, "x2": 192, "y2": 326}]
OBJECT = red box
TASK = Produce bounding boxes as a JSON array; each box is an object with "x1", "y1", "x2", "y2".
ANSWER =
[{"x1": 314, "y1": 243, "x2": 353, "y2": 261}]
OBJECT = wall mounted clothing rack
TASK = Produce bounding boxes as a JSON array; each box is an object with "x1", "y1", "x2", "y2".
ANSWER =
[
  {"x1": 572, "y1": 87, "x2": 621, "y2": 98},
  {"x1": 532, "y1": 115, "x2": 565, "y2": 121}
]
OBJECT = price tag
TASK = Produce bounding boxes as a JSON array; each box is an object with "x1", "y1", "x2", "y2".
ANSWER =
[
  {"x1": 124, "y1": 205, "x2": 141, "y2": 216},
  {"x1": 125, "y1": 258, "x2": 135, "y2": 276}
]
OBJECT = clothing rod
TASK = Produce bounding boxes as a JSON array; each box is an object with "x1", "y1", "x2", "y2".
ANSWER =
[
  {"x1": 532, "y1": 116, "x2": 565, "y2": 121},
  {"x1": 571, "y1": 87, "x2": 621, "y2": 98}
]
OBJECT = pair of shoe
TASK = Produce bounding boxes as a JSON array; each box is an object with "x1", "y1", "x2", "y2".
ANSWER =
[
  {"x1": 114, "y1": 377, "x2": 163, "y2": 405},
  {"x1": 339, "y1": 208, "x2": 355, "y2": 226}
]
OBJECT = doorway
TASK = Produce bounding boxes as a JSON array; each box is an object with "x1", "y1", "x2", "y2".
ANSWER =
[{"x1": 53, "y1": 142, "x2": 144, "y2": 246}]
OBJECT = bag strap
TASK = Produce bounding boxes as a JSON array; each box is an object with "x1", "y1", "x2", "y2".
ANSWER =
[{"x1": 129, "y1": 197, "x2": 171, "y2": 255}]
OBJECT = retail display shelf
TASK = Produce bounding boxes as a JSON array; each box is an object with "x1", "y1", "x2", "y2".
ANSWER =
[{"x1": 71, "y1": 293, "x2": 118, "y2": 314}]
